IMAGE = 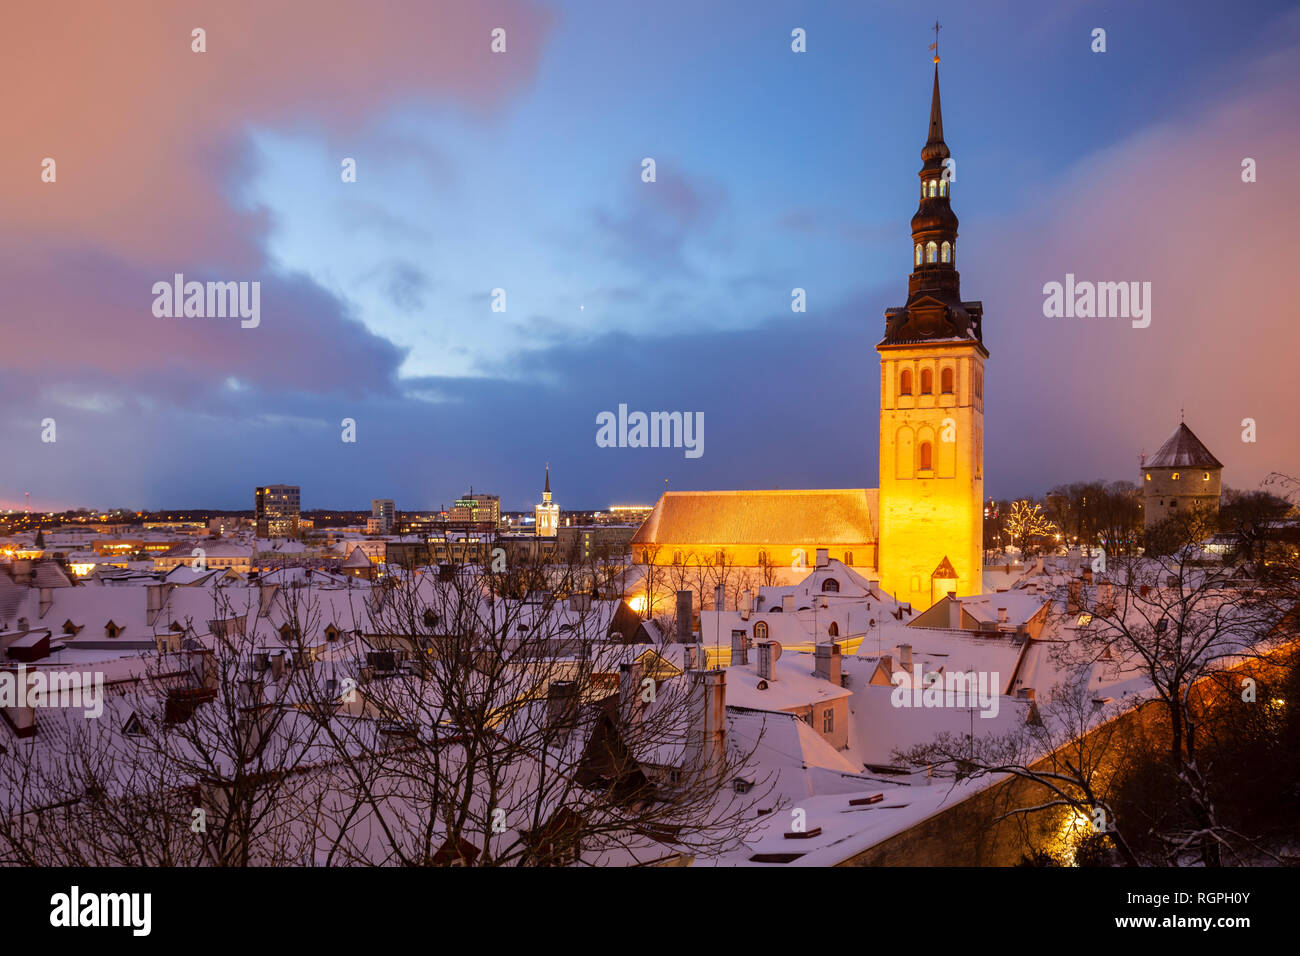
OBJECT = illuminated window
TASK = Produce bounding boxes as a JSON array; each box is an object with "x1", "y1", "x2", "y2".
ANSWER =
[
  {"x1": 941, "y1": 241, "x2": 951, "y2": 263},
  {"x1": 920, "y1": 369, "x2": 933, "y2": 394},
  {"x1": 928, "y1": 180, "x2": 937, "y2": 197},
  {"x1": 941, "y1": 368, "x2": 954, "y2": 394},
  {"x1": 915, "y1": 243, "x2": 922, "y2": 266},
  {"x1": 1171, "y1": 473, "x2": 1180, "y2": 481},
  {"x1": 900, "y1": 369, "x2": 913, "y2": 396},
  {"x1": 1145, "y1": 474, "x2": 1151, "y2": 482},
  {"x1": 919, "y1": 441, "x2": 933, "y2": 470},
  {"x1": 1203, "y1": 472, "x2": 1210, "y2": 481},
  {"x1": 939, "y1": 180, "x2": 948, "y2": 197},
  {"x1": 926, "y1": 241, "x2": 938, "y2": 263}
]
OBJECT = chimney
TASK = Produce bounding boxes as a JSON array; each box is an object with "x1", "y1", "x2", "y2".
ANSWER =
[
  {"x1": 683, "y1": 669, "x2": 727, "y2": 786},
  {"x1": 546, "y1": 680, "x2": 580, "y2": 743},
  {"x1": 619, "y1": 660, "x2": 645, "y2": 726},
  {"x1": 1067, "y1": 580, "x2": 1083, "y2": 613},
  {"x1": 756, "y1": 640, "x2": 782, "y2": 681},
  {"x1": 814, "y1": 643, "x2": 842, "y2": 686},
  {"x1": 187, "y1": 648, "x2": 218, "y2": 691},
  {"x1": 675, "y1": 591, "x2": 693, "y2": 643},
  {"x1": 997, "y1": 607, "x2": 1008, "y2": 624},
  {"x1": 740, "y1": 589, "x2": 753, "y2": 621},
  {"x1": 682, "y1": 643, "x2": 700, "y2": 671},
  {"x1": 815, "y1": 548, "x2": 829, "y2": 568},
  {"x1": 730, "y1": 629, "x2": 749, "y2": 666},
  {"x1": 781, "y1": 594, "x2": 794, "y2": 614},
  {"x1": 947, "y1": 597, "x2": 962, "y2": 630},
  {"x1": 38, "y1": 587, "x2": 52, "y2": 619},
  {"x1": 1097, "y1": 582, "x2": 1114, "y2": 614},
  {"x1": 899, "y1": 643, "x2": 913, "y2": 670},
  {"x1": 146, "y1": 583, "x2": 167, "y2": 627}
]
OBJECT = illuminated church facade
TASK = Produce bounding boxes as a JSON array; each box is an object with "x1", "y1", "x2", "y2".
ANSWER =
[{"x1": 631, "y1": 58, "x2": 987, "y2": 611}]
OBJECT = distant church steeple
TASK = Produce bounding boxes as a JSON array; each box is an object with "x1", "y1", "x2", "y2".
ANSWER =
[{"x1": 536, "y1": 464, "x2": 558, "y2": 537}]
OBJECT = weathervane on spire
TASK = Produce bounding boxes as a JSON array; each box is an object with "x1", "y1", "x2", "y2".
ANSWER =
[{"x1": 929, "y1": 19, "x2": 941, "y2": 64}]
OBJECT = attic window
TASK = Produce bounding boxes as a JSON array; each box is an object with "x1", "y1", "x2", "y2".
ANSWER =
[
  {"x1": 325, "y1": 624, "x2": 339, "y2": 642},
  {"x1": 821, "y1": 579, "x2": 840, "y2": 593},
  {"x1": 105, "y1": 621, "x2": 121, "y2": 639},
  {"x1": 1203, "y1": 472, "x2": 1210, "y2": 481},
  {"x1": 123, "y1": 714, "x2": 145, "y2": 737}
]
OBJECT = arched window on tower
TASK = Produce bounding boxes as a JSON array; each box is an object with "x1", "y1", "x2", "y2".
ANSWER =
[
  {"x1": 928, "y1": 180, "x2": 937, "y2": 198},
  {"x1": 900, "y1": 369, "x2": 913, "y2": 396},
  {"x1": 919, "y1": 441, "x2": 933, "y2": 471},
  {"x1": 914, "y1": 243, "x2": 922, "y2": 266},
  {"x1": 939, "y1": 181, "x2": 948, "y2": 197},
  {"x1": 920, "y1": 369, "x2": 933, "y2": 394},
  {"x1": 941, "y1": 368, "x2": 954, "y2": 394},
  {"x1": 926, "y1": 241, "x2": 938, "y2": 263},
  {"x1": 941, "y1": 241, "x2": 951, "y2": 263}
]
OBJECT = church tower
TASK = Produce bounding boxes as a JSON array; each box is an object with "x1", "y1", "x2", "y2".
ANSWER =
[
  {"x1": 535, "y1": 464, "x2": 559, "y2": 537},
  {"x1": 876, "y1": 53, "x2": 988, "y2": 611}
]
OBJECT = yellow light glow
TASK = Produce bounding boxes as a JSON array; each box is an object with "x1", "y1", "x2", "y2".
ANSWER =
[{"x1": 628, "y1": 594, "x2": 647, "y2": 612}]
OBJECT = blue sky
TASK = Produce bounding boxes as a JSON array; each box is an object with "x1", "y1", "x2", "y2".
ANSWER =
[{"x1": 3, "y1": 0, "x2": 1298, "y2": 513}]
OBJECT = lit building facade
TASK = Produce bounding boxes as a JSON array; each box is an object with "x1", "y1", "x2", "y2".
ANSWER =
[{"x1": 255, "y1": 484, "x2": 300, "y2": 538}]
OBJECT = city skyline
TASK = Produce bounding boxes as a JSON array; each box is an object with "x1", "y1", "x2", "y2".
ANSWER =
[{"x1": 3, "y1": 0, "x2": 1298, "y2": 513}]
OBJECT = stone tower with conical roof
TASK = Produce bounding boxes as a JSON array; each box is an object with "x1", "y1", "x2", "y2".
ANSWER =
[
  {"x1": 876, "y1": 53, "x2": 988, "y2": 611},
  {"x1": 1141, "y1": 422, "x2": 1223, "y2": 532}
]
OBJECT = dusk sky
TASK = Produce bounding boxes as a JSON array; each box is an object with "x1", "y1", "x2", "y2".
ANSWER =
[{"x1": 3, "y1": 0, "x2": 1298, "y2": 513}]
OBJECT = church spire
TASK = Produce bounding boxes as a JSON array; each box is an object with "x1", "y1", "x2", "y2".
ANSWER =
[
  {"x1": 879, "y1": 42, "x2": 985, "y2": 348},
  {"x1": 923, "y1": 63, "x2": 948, "y2": 162},
  {"x1": 544, "y1": 463, "x2": 550, "y2": 495}
]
